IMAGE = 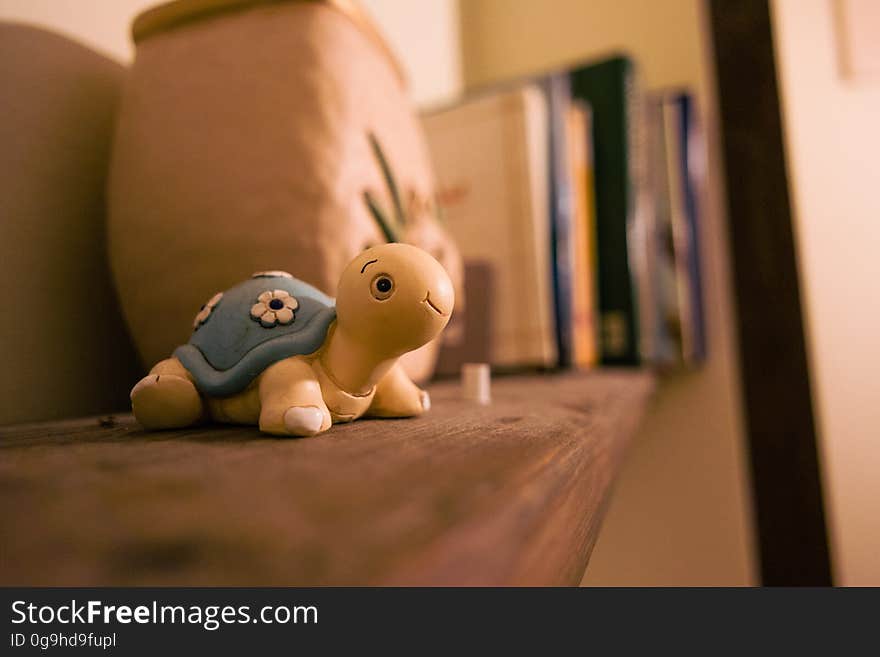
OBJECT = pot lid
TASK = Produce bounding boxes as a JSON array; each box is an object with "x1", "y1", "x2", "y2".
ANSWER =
[{"x1": 132, "y1": 0, "x2": 406, "y2": 87}]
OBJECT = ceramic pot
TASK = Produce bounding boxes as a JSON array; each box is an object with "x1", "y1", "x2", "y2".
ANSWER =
[{"x1": 108, "y1": 0, "x2": 461, "y2": 381}]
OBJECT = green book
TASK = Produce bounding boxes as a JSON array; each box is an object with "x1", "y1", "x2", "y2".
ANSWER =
[{"x1": 570, "y1": 55, "x2": 643, "y2": 366}]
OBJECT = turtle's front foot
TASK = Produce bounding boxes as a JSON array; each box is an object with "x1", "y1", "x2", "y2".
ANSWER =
[
  {"x1": 283, "y1": 406, "x2": 326, "y2": 437},
  {"x1": 366, "y1": 363, "x2": 430, "y2": 418},
  {"x1": 257, "y1": 357, "x2": 332, "y2": 437},
  {"x1": 131, "y1": 373, "x2": 204, "y2": 430},
  {"x1": 258, "y1": 403, "x2": 330, "y2": 436}
]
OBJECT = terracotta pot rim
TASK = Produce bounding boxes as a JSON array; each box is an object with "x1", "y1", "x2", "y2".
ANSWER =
[{"x1": 131, "y1": 0, "x2": 406, "y2": 87}]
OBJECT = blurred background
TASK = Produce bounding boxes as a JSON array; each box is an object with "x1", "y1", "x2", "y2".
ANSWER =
[{"x1": 0, "y1": 0, "x2": 877, "y2": 586}]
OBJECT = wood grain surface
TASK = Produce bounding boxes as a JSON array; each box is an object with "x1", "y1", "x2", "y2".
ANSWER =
[{"x1": 0, "y1": 371, "x2": 653, "y2": 586}]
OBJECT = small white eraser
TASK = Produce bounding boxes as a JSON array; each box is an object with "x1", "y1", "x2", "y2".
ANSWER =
[{"x1": 461, "y1": 363, "x2": 491, "y2": 405}]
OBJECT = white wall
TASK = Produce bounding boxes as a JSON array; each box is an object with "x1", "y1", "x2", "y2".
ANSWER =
[
  {"x1": 361, "y1": 0, "x2": 462, "y2": 106},
  {"x1": 772, "y1": 0, "x2": 880, "y2": 585},
  {"x1": 0, "y1": 0, "x2": 461, "y2": 106}
]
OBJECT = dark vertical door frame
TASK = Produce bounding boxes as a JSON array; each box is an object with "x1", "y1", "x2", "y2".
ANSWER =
[{"x1": 707, "y1": 0, "x2": 833, "y2": 585}]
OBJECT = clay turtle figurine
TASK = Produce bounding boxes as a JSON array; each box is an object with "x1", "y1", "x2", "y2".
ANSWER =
[{"x1": 130, "y1": 243, "x2": 454, "y2": 436}]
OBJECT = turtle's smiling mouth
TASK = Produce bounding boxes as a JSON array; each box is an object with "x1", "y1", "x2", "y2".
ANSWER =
[{"x1": 422, "y1": 293, "x2": 447, "y2": 316}]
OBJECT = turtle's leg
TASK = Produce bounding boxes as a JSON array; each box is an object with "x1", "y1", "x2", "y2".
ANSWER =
[
  {"x1": 131, "y1": 358, "x2": 205, "y2": 430},
  {"x1": 258, "y1": 356, "x2": 331, "y2": 437},
  {"x1": 366, "y1": 362, "x2": 430, "y2": 418}
]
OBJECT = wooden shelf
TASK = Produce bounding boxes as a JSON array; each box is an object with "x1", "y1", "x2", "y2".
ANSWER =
[{"x1": 0, "y1": 370, "x2": 653, "y2": 586}]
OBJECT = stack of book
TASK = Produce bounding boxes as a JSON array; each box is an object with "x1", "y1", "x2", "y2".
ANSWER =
[{"x1": 424, "y1": 54, "x2": 706, "y2": 373}]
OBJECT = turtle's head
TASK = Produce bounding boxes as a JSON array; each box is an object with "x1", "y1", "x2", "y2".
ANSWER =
[{"x1": 335, "y1": 243, "x2": 454, "y2": 357}]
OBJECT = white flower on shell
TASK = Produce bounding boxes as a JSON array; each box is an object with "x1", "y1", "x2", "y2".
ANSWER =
[
  {"x1": 193, "y1": 292, "x2": 223, "y2": 330},
  {"x1": 252, "y1": 271, "x2": 293, "y2": 279},
  {"x1": 250, "y1": 289, "x2": 299, "y2": 327}
]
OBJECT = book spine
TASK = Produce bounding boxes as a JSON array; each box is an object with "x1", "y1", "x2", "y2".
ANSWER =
[
  {"x1": 568, "y1": 102, "x2": 600, "y2": 368},
  {"x1": 545, "y1": 74, "x2": 576, "y2": 368},
  {"x1": 661, "y1": 96, "x2": 693, "y2": 366},
  {"x1": 570, "y1": 60, "x2": 637, "y2": 365},
  {"x1": 678, "y1": 93, "x2": 707, "y2": 362},
  {"x1": 627, "y1": 62, "x2": 654, "y2": 366},
  {"x1": 626, "y1": 62, "x2": 651, "y2": 368}
]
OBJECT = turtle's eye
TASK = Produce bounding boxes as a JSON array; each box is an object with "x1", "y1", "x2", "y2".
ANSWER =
[{"x1": 370, "y1": 274, "x2": 395, "y2": 300}]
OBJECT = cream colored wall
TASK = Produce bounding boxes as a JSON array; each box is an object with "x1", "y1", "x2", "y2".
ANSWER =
[
  {"x1": 0, "y1": 0, "x2": 461, "y2": 106},
  {"x1": 460, "y1": 0, "x2": 757, "y2": 585},
  {"x1": 361, "y1": 0, "x2": 462, "y2": 105},
  {"x1": 772, "y1": 0, "x2": 880, "y2": 586},
  {"x1": 0, "y1": 0, "x2": 152, "y2": 60}
]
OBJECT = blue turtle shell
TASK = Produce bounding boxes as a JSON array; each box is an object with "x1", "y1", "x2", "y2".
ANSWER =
[{"x1": 174, "y1": 273, "x2": 336, "y2": 397}]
